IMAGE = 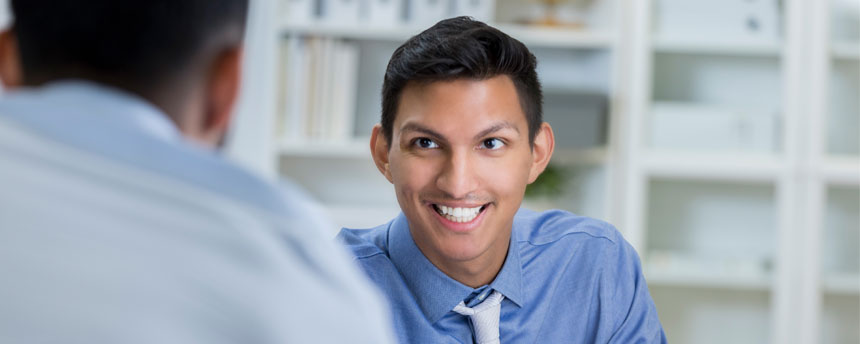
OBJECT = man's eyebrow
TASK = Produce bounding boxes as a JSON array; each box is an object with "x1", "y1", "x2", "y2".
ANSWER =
[
  {"x1": 399, "y1": 123, "x2": 446, "y2": 141},
  {"x1": 474, "y1": 121, "x2": 520, "y2": 140}
]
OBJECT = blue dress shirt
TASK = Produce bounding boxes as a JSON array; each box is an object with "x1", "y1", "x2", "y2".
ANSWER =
[{"x1": 338, "y1": 209, "x2": 666, "y2": 343}]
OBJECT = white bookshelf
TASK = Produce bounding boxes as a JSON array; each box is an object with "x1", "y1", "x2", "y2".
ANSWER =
[
  {"x1": 619, "y1": 1, "x2": 857, "y2": 343},
  {"x1": 226, "y1": 0, "x2": 860, "y2": 343}
]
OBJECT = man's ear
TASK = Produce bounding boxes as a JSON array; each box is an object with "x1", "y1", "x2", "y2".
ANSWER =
[
  {"x1": 201, "y1": 46, "x2": 242, "y2": 146},
  {"x1": 527, "y1": 122, "x2": 555, "y2": 184},
  {"x1": 370, "y1": 124, "x2": 394, "y2": 183},
  {"x1": 0, "y1": 28, "x2": 22, "y2": 89}
]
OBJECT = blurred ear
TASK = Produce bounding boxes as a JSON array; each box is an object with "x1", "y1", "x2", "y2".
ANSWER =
[
  {"x1": 200, "y1": 46, "x2": 242, "y2": 146},
  {"x1": 0, "y1": 28, "x2": 22, "y2": 89},
  {"x1": 370, "y1": 124, "x2": 394, "y2": 183},
  {"x1": 527, "y1": 122, "x2": 555, "y2": 184}
]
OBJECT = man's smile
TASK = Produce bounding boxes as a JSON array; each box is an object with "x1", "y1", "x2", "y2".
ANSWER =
[{"x1": 426, "y1": 201, "x2": 492, "y2": 231}]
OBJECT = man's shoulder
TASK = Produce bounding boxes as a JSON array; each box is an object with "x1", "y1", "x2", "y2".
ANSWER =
[
  {"x1": 513, "y1": 208, "x2": 624, "y2": 248},
  {"x1": 0, "y1": 93, "x2": 290, "y2": 216},
  {"x1": 337, "y1": 221, "x2": 394, "y2": 260}
]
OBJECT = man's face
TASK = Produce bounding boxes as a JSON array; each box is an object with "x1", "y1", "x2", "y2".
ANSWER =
[{"x1": 376, "y1": 75, "x2": 550, "y2": 272}]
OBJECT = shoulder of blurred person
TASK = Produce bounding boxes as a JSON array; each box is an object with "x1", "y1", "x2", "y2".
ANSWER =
[
  {"x1": 0, "y1": 80, "x2": 394, "y2": 344},
  {"x1": 0, "y1": 0, "x2": 394, "y2": 342}
]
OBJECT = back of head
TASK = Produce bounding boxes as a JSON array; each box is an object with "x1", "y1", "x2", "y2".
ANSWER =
[
  {"x1": 10, "y1": 0, "x2": 248, "y2": 97},
  {"x1": 381, "y1": 16, "x2": 542, "y2": 147}
]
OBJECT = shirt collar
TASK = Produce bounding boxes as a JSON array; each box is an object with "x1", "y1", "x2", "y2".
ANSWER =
[
  {"x1": 16, "y1": 79, "x2": 181, "y2": 143},
  {"x1": 388, "y1": 212, "x2": 524, "y2": 324}
]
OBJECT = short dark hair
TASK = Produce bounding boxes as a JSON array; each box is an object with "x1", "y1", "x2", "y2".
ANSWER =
[
  {"x1": 381, "y1": 16, "x2": 542, "y2": 147},
  {"x1": 10, "y1": 0, "x2": 248, "y2": 93}
]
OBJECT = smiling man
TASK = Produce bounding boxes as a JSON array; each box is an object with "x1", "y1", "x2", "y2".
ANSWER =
[{"x1": 337, "y1": 17, "x2": 665, "y2": 343}]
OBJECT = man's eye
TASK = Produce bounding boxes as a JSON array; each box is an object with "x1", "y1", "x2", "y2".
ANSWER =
[
  {"x1": 481, "y1": 138, "x2": 505, "y2": 150},
  {"x1": 414, "y1": 138, "x2": 439, "y2": 149}
]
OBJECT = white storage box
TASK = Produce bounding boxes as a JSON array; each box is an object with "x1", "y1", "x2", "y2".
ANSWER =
[
  {"x1": 656, "y1": 0, "x2": 780, "y2": 41},
  {"x1": 650, "y1": 102, "x2": 779, "y2": 152}
]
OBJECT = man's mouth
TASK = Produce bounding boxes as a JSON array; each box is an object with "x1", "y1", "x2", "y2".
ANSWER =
[{"x1": 431, "y1": 203, "x2": 489, "y2": 223}]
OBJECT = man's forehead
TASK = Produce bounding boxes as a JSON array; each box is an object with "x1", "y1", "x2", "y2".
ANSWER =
[
  {"x1": 399, "y1": 120, "x2": 519, "y2": 133},
  {"x1": 394, "y1": 77, "x2": 527, "y2": 136}
]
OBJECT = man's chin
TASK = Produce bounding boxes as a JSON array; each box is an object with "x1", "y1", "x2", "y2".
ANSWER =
[{"x1": 436, "y1": 239, "x2": 491, "y2": 262}]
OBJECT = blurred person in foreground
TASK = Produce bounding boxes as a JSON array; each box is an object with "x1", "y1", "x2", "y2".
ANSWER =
[
  {"x1": 337, "y1": 17, "x2": 666, "y2": 343},
  {"x1": 0, "y1": 1, "x2": 394, "y2": 343}
]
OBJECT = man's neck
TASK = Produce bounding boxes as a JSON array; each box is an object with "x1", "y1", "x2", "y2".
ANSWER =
[{"x1": 416, "y1": 230, "x2": 512, "y2": 289}]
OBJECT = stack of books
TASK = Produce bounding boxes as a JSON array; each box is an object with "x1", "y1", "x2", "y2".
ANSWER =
[{"x1": 278, "y1": 37, "x2": 360, "y2": 142}]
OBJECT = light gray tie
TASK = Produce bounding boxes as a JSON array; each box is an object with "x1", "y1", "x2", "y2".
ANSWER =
[{"x1": 452, "y1": 290, "x2": 504, "y2": 344}]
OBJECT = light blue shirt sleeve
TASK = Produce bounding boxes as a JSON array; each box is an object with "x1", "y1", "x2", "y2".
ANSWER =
[{"x1": 605, "y1": 236, "x2": 666, "y2": 343}]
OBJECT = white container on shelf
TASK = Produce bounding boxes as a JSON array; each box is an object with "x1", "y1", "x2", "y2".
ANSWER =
[
  {"x1": 282, "y1": 0, "x2": 317, "y2": 23},
  {"x1": 650, "y1": 102, "x2": 779, "y2": 153},
  {"x1": 321, "y1": 0, "x2": 362, "y2": 24},
  {"x1": 366, "y1": 0, "x2": 405, "y2": 26},
  {"x1": 408, "y1": 0, "x2": 450, "y2": 27},
  {"x1": 451, "y1": 0, "x2": 495, "y2": 22},
  {"x1": 656, "y1": 0, "x2": 780, "y2": 42}
]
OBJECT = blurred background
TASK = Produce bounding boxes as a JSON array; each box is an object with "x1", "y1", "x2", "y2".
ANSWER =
[{"x1": 2, "y1": 0, "x2": 857, "y2": 343}]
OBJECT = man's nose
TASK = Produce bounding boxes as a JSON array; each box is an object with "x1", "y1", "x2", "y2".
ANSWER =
[{"x1": 435, "y1": 149, "x2": 479, "y2": 199}]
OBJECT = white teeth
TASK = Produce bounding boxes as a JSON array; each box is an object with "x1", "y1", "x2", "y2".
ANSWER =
[{"x1": 434, "y1": 204, "x2": 484, "y2": 223}]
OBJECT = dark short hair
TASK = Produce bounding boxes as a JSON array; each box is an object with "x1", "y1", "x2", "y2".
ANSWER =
[
  {"x1": 10, "y1": 0, "x2": 248, "y2": 93},
  {"x1": 381, "y1": 16, "x2": 542, "y2": 147}
]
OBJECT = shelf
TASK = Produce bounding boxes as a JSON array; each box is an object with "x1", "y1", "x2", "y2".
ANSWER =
[
  {"x1": 550, "y1": 147, "x2": 608, "y2": 165},
  {"x1": 832, "y1": 41, "x2": 860, "y2": 60},
  {"x1": 823, "y1": 273, "x2": 860, "y2": 295},
  {"x1": 280, "y1": 22, "x2": 615, "y2": 49},
  {"x1": 641, "y1": 151, "x2": 783, "y2": 182},
  {"x1": 653, "y1": 37, "x2": 781, "y2": 57},
  {"x1": 821, "y1": 155, "x2": 860, "y2": 186},
  {"x1": 497, "y1": 25, "x2": 614, "y2": 49},
  {"x1": 645, "y1": 265, "x2": 771, "y2": 291},
  {"x1": 276, "y1": 138, "x2": 371, "y2": 159}
]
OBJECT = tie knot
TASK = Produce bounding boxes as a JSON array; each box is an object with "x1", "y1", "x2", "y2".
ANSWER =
[
  {"x1": 452, "y1": 290, "x2": 504, "y2": 316},
  {"x1": 452, "y1": 290, "x2": 504, "y2": 344}
]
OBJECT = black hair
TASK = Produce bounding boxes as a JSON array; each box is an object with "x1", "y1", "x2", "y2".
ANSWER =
[
  {"x1": 10, "y1": 0, "x2": 248, "y2": 94},
  {"x1": 381, "y1": 16, "x2": 542, "y2": 147}
]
